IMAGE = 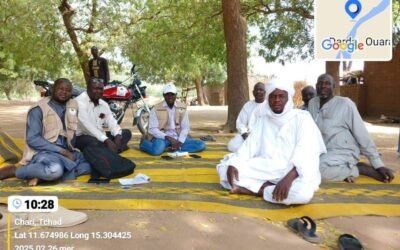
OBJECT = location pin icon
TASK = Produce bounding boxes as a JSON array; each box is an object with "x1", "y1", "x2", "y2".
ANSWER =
[
  {"x1": 345, "y1": 0, "x2": 362, "y2": 19},
  {"x1": 13, "y1": 198, "x2": 22, "y2": 209}
]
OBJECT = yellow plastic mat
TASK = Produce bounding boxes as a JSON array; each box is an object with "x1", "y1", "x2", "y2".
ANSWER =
[{"x1": 1, "y1": 141, "x2": 399, "y2": 221}]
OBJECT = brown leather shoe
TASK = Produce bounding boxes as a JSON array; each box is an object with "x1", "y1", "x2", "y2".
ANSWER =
[{"x1": 0, "y1": 165, "x2": 17, "y2": 180}]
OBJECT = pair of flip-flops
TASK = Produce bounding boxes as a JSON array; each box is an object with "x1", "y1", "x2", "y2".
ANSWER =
[
  {"x1": 287, "y1": 216, "x2": 363, "y2": 249},
  {"x1": 287, "y1": 216, "x2": 320, "y2": 243}
]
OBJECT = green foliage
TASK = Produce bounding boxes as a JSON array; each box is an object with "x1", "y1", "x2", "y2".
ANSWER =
[
  {"x1": 243, "y1": 0, "x2": 314, "y2": 63},
  {"x1": 0, "y1": 0, "x2": 78, "y2": 98},
  {"x1": 121, "y1": 0, "x2": 226, "y2": 86}
]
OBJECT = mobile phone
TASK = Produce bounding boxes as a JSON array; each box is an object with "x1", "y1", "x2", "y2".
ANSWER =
[{"x1": 88, "y1": 178, "x2": 110, "y2": 184}]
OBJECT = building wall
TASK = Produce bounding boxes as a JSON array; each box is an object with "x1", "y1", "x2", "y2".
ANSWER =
[
  {"x1": 363, "y1": 45, "x2": 400, "y2": 117},
  {"x1": 340, "y1": 84, "x2": 367, "y2": 115}
]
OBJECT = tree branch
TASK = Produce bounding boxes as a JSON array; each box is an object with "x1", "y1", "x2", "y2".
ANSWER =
[{"x1": 251, "y1": 1, "x2": 314, "y2": 19}]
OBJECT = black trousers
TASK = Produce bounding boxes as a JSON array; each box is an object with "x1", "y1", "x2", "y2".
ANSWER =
[{"x1": 75, "y1": 129, "x2": 132, "y2": 153}]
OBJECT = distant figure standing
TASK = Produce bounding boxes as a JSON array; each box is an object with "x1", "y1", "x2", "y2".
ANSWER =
[
  {"x1": 88, "y1": 46, "x2": 110, "y2": 84},
  {"x1": 299, "y1": 86, "x2": 316, "y2": 111}
]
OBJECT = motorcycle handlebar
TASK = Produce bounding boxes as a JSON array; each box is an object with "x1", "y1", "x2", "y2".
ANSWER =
[{"x1": 33, "y1": 80, "x2": 51, "y2": 88}]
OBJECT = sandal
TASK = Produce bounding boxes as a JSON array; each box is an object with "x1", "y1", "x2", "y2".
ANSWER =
[
  {"x1": 287, "y1": 216, "x2": 321, "y2": 243},
  {"x1": 200, "y1": 135, "x2": 216, "y2": 142},
  {"x1": 338, "y1": 234, "x2": 364, "y2": 250}
]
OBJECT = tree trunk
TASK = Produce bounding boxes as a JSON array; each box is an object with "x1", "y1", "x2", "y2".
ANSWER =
[
  {"x1": 222, "y1": 0, "x2": 249, "y2": 132},
  {"x1": 59, "y1": 0, "x2": 90, "y2": 83},
  {"x1": 194, "y1": 77, "x2": 206, "y2": 105},
  {"x1": 325, "y1": 61, "x2": 340, "y2": 95},
  {"x1": 5, "y1": 90, "x2": 11, "y2": 100},
  {"x1": 202, "y1": 88, "x2": 209, "y2": 105}
]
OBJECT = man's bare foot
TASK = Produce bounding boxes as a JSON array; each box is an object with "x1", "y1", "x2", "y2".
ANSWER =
[
  {"x1": 28, "y1": 178, "x2": 40, "y2": 186},
  {"x1": 357, "y1": 162, "x2": 386, "y2": 182},
  {"x1": 344, "y1": 176, "x2": 355, "y2": 183},
  {"x1": 230, "y1": 185, "x2": 255, "y2": 195},
  {"x1": 0, "y1": 165, "x2": 17, "y2": 180},
  {"x1": 257, "y1": 181, "x2": 274, "y2": 197}
]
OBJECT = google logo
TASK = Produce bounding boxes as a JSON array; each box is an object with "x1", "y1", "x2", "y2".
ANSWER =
[{"x1": 321, "y1": 37, "x2": 364, "y2": 53}]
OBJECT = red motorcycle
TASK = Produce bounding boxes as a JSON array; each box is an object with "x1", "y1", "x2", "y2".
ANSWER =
[
  {"x1": 34, "y1": 65, "x2": 151, "y2": 134},
  {"x1": 103, "y1": 65, "x2": 151, "y2": 134}
]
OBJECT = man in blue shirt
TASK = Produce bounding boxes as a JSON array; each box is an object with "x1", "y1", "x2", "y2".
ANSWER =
[{"x1": 0, "y1": 78, "x2": 90, "y2": 186}]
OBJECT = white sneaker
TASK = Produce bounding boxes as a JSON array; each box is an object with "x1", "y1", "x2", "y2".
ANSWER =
[
  {"x1": 0, "y1": 205, "x2": 87, "y2": 232},
  {"x1": 28, "y1": 206, "x2": 87, "y2": 228}
]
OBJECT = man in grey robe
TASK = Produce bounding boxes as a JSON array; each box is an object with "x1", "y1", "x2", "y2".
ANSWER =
[{"x1": 308, "y1": 73, "x2": 394, "y2": 183}]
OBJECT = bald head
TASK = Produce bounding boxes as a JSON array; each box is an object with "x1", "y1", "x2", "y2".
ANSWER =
[
  {"x1": 316, "y1": 73, "x2": 335, "y2": 103},
  {"x1": 301, "y1": 86, "x2": 316, "y2": 106},
  {"x1": 91, "y1": 46, "x2": 99, "y2": 58},
  {"x1": 52, "y1": 78, "x2": 72, "y2": 104},
  {"x1": 253, "y1": 82, "x2": 266, "y2": 103}
]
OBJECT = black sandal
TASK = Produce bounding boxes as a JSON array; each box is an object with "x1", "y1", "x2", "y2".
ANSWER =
[
  {"x1": 287, "y1": 216, "x2": 321, "y2": 243},
  {"x1": 338, "y1": 234, "x2": 364, "y2": 250}
]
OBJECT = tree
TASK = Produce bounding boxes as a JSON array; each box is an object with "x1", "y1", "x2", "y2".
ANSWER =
[
  {"x1": 222, "y1": 0, "x2": 249, "y2": 131},
  {"x1": 244, "y1": 0, "x2": 314, "y2": 63},
  {"x1": 121, "y1": 1, "x2": 227, "y2": 106},
  {"x1": 0, "y1": 0, "x2": 72, "y2": 99}
]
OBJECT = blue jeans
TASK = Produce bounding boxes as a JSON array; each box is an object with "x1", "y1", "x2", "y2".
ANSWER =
[
  {"x1": 140, "y1": 138, "x2": 206, "y2": 156},
  {"x1": 16, "y1": 152, "x2": 64, "y2": 181},
  {"x1": 16, "y1": 151, "x2": 91, "y2": 181}
]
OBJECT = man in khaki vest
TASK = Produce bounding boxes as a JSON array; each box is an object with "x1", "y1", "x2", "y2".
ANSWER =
[
  {"x1": 0, "y1": 78, "x2": 90, "y2": 186},
  {"x1": 140, "y1": 83, "x2": 205, "y2": 155}
]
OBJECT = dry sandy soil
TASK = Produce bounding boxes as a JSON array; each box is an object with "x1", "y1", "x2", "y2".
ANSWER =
[{"x1": 0, "y1": 102, "x2": 399, "y2": 250}]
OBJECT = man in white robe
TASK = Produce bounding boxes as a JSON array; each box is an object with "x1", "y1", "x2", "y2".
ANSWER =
[
  {"x1": 217, "y1": 81, "x2": 326, "y2": 205},
  {"x1": 228, "y1": 82, "x2": 266, "y2": 152}
]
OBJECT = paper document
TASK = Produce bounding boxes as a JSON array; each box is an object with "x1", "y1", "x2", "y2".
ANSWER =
[
  {"x1": 119, "y1": 173, "x2": 151, "y2": 185},
  {"x1": 167, "y1": 151, "x2": 188, "y2": 158}
]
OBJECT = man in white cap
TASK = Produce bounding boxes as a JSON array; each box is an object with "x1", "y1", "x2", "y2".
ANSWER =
[
  {"x1": 216, "y1": 80, "x2": 326, "y2": 205},
  {"x1": 227, "y1": 82, "x2": 266, "y2": 152},
  {"x1": 140, "y1": 83, "x2": 205, "y2": 155}
]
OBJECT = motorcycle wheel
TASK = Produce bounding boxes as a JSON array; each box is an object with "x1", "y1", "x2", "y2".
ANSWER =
[{"x1": 137, "y1": 108, "x2": 150, "y2": 135}]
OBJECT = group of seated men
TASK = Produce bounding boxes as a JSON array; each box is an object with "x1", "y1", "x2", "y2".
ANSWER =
[
  {"x1": 0, "y1": 74, "x2": 395, "y2": 208},
  {"x1": 220, "y1": 73, "x2": 395, "y2": 205},
  {"x1": 0, "y1": 78, "x2": 205, "y2": 185}
]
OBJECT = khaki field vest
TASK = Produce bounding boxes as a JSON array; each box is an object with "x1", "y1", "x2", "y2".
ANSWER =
[
  {"x1": 20, "y1": 97, "x2": 79, "y2": 165},
  {"x1": 147, "y1": 101, "x2": 187, "y2": 140}
]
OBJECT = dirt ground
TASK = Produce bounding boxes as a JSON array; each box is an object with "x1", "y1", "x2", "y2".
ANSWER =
[{"x1": 0, "y1": 102, "x2": 399, "y2": 250}]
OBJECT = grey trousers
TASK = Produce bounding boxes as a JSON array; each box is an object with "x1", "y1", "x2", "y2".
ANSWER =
[{"x1": 320, "y1": 162, "x2": 359, "y2": 181}]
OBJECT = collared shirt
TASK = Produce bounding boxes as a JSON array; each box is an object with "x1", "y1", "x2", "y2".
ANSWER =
[
  {"x1": 75, "y1": 91, "x2": 122, "y2": 142},
  {"x1": 308, "y1": 96, "x2": 384, "y2": 169},
  {"x1": 26, "y1": 100, "x2": 71, "y2": 153},
  {"x1": 236, "y1": 100, "x2": 265, "y2": 135},
  {"x1": 149, "y1": 101, "x2": 190, "y2": 143}
]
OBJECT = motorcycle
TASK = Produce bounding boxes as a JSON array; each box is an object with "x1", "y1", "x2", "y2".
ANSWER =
[{"x1": 33, "y1": 65, "x2": 151, "y2": 135}]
